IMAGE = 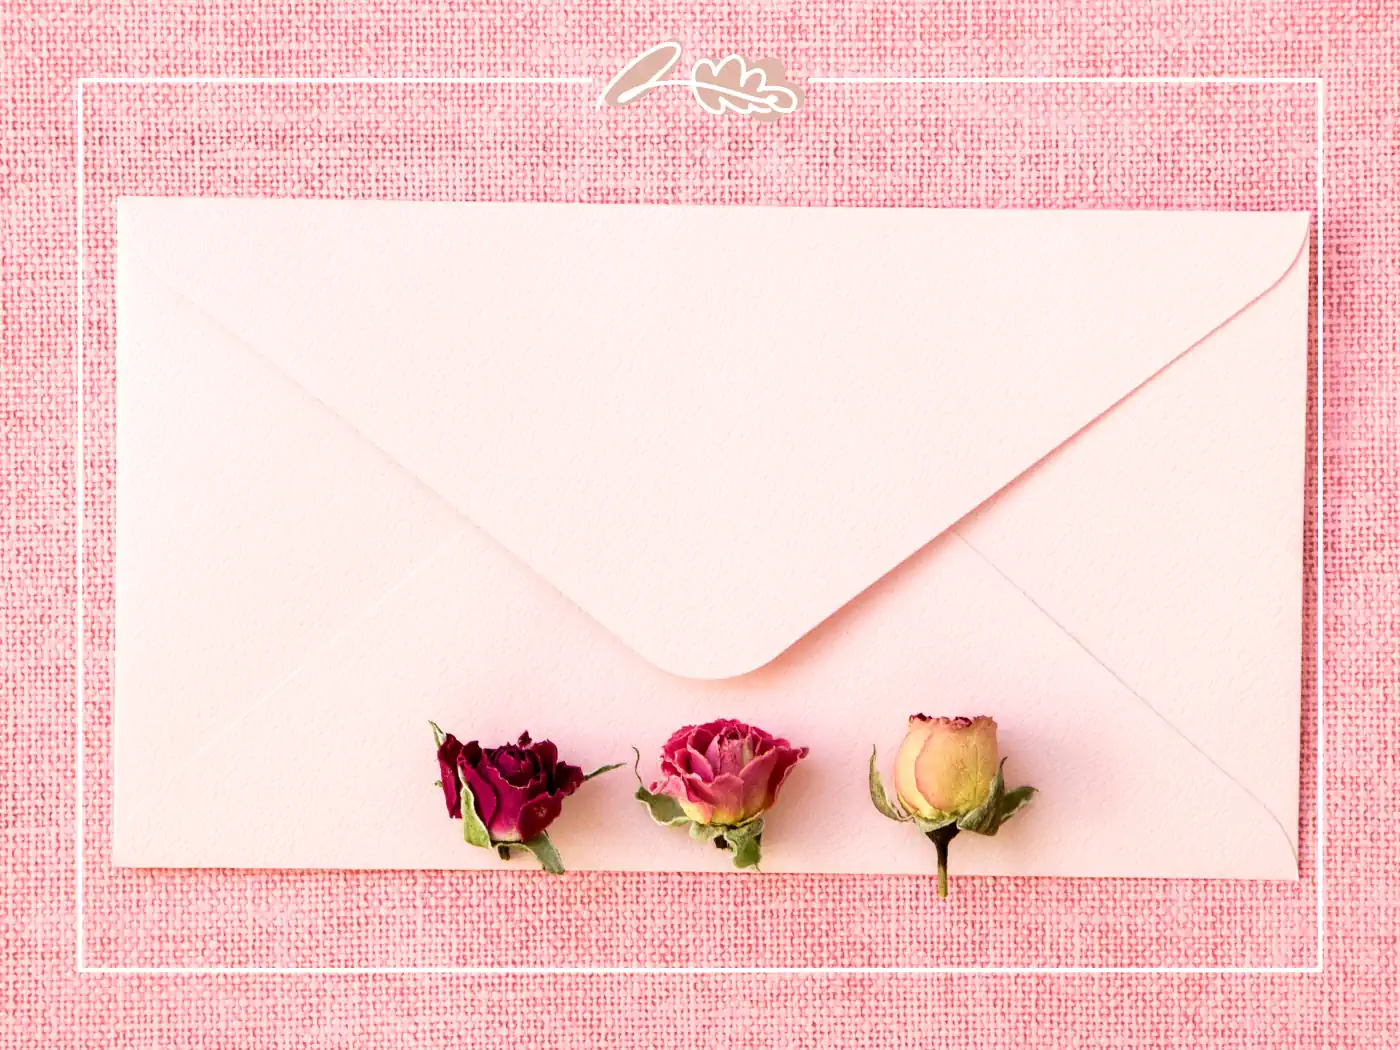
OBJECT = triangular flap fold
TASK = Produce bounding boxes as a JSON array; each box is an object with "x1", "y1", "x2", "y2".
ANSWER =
[{"x1": 120, "y1": 200, "x2": 1310, "y2": 678}]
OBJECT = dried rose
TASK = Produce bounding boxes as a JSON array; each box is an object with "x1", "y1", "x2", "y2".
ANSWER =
[
  {"x1": 634, "y1": 718, "x2": 809, "y2": 869},
  {"x1": 431, "y1": 723, "x2": 619, "y2": 874},
  {"x1": 870, "y1": 715, "x2": 1036, "y2": 898}
]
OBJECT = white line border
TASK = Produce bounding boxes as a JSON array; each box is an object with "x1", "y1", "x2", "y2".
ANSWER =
[{"x1": 74, "y1": 73, "x2": 1325, "y2": 976}]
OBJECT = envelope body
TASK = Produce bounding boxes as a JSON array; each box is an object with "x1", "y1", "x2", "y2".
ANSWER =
[{"x1": 114, "y1": 201, "x2": 1309, "y2": 877}]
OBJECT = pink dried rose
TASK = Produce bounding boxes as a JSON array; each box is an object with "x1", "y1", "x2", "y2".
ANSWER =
[
  {"x1": 432, "y1": 723, "x2": 619, "y2": 874},
  {"x1": 870, "y1": 715, "x2": 1036, "y2": 898},
  {"x1": 635, "y1": 718, "x2": 809, "y2": 869}
]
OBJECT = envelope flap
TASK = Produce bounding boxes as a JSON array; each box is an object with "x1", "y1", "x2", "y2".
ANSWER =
[{"x1": 119, "y1": 200, "x2": 1309, "y2": 679}]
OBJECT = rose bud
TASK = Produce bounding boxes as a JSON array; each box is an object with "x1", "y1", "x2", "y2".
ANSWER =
[
  {"x1": 870, "y1": 715, "x2": 1036, "y2": 898},
  {"x1": 634, "y1": 718, "x2": 808, "y2": 869},
  {"x1": 431, "y1": 723, "x2": 619, "y2": 874},
  {"x1": 895, "y1": 715, "x2": 1000, "y2": 820}
]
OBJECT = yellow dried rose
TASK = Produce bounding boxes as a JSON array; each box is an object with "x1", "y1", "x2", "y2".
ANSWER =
[{"x1": 870, "y1": 715, "x2": 1036, "y2": 898}]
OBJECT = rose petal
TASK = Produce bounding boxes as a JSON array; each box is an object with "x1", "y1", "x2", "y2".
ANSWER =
[
  {"x1": 676, "y1": 770, "x2": 722, "y2": 809},
  {"x1": 652, "y1": 774, "x2": 714, "y2": 825},
  {"x1": 768, "y1": 745, "x2": 809, "y2": 798},
  {"x1": 436, "y1": 734, "x2": 465, "y2": 818},
  {"x1": 531, "y1": 738, "x2": 559, "y2": 775},
  {"x1": 491, "y1": 744, "x2": 541, "y2": 787},
  {"x1": 668, "y1": 746, "x2": 714, "y2": 781},
  {"x1": 515, "y1": 793, "x2": 564, "y2": 843},
  {"x1": 908, "y1": 715, "x2": 999, "y2": 815},
  {"x1": 743, "y1": 724, "x2": 780, "y2": 760},
  {"x1": 893, "y1": 716, "x2": 939, "y2": 816},
  {"x1": 738, "y1": 743, "x2": 808, "y2": 821},
  {"x1": 660, "y1": 724, "x2": 696, "y2": 761},
  {"x1": 459, "y1": 760, "x2": 502, "y2": 831},
  {"x1": 705, "y1": 726, "x2": 749, "y2": 777},
  {"x1": 520, "y1": 770, "x2": 553, "y2": 804},
  {"x1": 685, "y1": 722, "x2": 717, "y2": 759},
  {"x1": 698, "y1": 772, "x2": 748, "y2": 826},
  {"x1": 911, "y1": 739, "x2": 966, "y2": 813},
  {"x1": 649, "y1": 774, "x2": 688, "y2": 802},
  {"x1": 552, "y1": 761, "x2": 584, "y2": 797},
  {"x1": 754, "y1": 730, "x2": 791, "y2": 756},
  {"x1": 735, "y1": 745, "x2": 783, "y2": 818},
  {"x1": 480, "y1": 774, "x2": 530, "y2": 841}
]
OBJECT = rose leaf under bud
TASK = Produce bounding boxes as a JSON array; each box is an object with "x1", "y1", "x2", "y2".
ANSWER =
[
  {"x1": 997, "y1": 785, "x2": 1037, "y2": 826},
  {"x1": 868, "y1": 747, "x2": 912, "y2": 823},
  {"x1": 519, "y1": 833, "x2": 565, "y2": 875},
  {"x1": 633, "y1": 749, "x2": 692, "y2": 827},
  {"x1": 956, "y1": 759, "x2": 1007, "y2": 834},
  {"x1": 689, "y1": 821, "x2": 723, "y2": 843},
  {"x1": 723, "y1": 820, "x2": 764, "y2": 870},
  {"x1": 458, "y1": 780, "x2": 493, "y2": 850}
]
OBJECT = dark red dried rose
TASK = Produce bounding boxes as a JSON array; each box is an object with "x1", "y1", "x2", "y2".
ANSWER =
[{"x1": 437, "y1": 730, "x2": 585, "y2": 843}]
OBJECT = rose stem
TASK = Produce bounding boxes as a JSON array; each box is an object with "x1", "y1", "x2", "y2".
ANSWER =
[{"x1": 926, "y1": 826, "x2": 960, "y2": 899}]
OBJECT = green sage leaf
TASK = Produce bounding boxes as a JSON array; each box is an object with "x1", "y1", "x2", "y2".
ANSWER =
[
  {"x1": 868, "y1": 747, "x2": 910, "y2": 823},
  {"x1": 520, "y1": 832, "x2": 565, "y2": 875}
]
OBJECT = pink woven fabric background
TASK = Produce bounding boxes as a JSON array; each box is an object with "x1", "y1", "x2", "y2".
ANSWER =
[{"x1": 4, "y1": 2, "x2": 1396, "y2": 1046}]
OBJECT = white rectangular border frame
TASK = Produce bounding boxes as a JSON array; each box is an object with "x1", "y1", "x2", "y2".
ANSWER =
[{"x1": 74, "y1": 73, "x2": 1326, "y2": 975}]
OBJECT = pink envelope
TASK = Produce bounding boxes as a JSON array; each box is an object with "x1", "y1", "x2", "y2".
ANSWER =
[{"x1": 114, "y1": 201, "x2": 1309, "y2": 877}]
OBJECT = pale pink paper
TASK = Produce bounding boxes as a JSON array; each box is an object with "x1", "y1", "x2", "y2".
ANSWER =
[{"x1": 114, "y1": 202, "x2": 1307, "y2": 879}]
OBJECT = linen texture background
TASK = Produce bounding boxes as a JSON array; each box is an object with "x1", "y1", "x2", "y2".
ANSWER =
[{"x1": 2, "y1": 2, "x2": 1396, "y2": 1046}]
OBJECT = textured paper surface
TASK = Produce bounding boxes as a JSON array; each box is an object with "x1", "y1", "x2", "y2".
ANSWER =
[
  {"x1": 114, "y1": 202, "x2": 1307, "y2": 878},
  {"x1": 8, "y1": 5, "x2": 1398, "y2": 1046}
]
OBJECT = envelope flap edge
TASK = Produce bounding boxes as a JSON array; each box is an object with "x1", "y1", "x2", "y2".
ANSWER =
[{"x1": 116, "y1": 200, "x2": 1312, "y2": 680}]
